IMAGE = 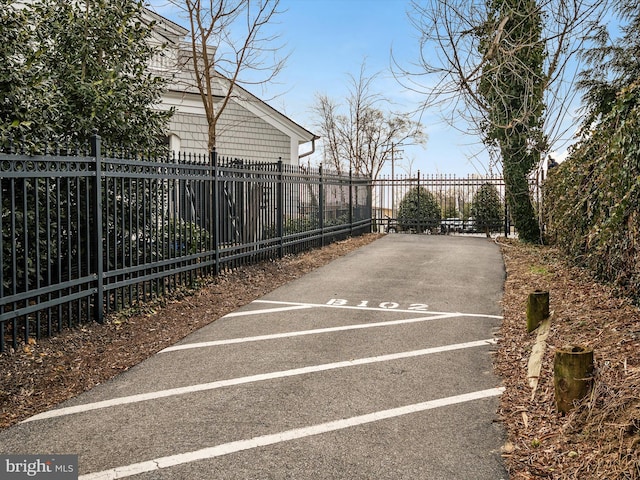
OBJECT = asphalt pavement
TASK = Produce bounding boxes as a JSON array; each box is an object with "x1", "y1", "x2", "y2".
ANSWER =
[{"x1": 0, "y1": 234, "x2": 508, "y2": 479}]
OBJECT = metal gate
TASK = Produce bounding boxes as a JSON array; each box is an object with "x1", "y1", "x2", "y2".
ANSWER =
[{"x1": 371, "y1": 173, "x2": 513, "y2": 236}]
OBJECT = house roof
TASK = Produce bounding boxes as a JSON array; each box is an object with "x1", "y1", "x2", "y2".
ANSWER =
[
  {"x1": 142, "y1": 8, "x2": 189, "y2": 40},
  {"x1": 233, "y1": 80, "x2": 319, "y2": 144}
]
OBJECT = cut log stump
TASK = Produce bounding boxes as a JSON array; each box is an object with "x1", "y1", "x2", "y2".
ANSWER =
[
  {"x1": 553, "y1": 345, "x2": 594, "y2": 414},
  {"x1": 527, "y1": 290, "x2": 549, "y2": 333}
]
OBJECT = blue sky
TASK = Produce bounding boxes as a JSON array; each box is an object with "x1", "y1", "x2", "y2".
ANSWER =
[{"x1": 146, "y1": 0, "x2": 500, "y2": 176}]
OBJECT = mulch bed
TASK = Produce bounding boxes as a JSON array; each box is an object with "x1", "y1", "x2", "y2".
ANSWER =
[{"x1": 497, "y1": 238, "x2": 640, "y2": 479}]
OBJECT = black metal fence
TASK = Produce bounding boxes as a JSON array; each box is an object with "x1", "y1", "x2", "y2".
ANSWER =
[
  {"x1": 371, "y1": 172, "x2": 511, "y2": 235},
  {"x1": 0, "y1": 136, "x2": 372, "y2": 352}
]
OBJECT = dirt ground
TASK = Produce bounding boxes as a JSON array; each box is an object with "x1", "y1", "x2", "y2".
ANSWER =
[
  {"x1": 1, "y1": 233, "x2": 639, "y2": 479},
  {"x1": 496, "y1": 238, "x2": 639, "y2": 479}
]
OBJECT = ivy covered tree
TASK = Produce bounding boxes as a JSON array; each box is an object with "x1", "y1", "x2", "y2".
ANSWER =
[
  {"x1": 545, "y1": 3, "x2": 640, "y2": 300},
  {"x1": 397, "y1": 186, "x2": 441, "y2": 232},
  {"x1": 477, "y1": 0, "x2": 546, "y2": 243},
  {"x1": 471, "y1": 183, "x2": 503, "y2": 237},
  {"x1": 0, "y1": 0, "x2": 171, "y2": 151},
  {"x1": 403, "y1": 0, "x2": 609, "y2": 244}
]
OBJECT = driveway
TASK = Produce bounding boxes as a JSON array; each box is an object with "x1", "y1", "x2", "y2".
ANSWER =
[{"x1": 0, "y1": 234, "x2": 508, "y2": 479}]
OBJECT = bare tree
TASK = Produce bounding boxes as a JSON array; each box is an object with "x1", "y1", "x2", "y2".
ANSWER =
[
  {"x1": 398, "y1": 0, "x2": 609, "y2": 241},
  {"x1": 313, "y1": 94, "x2": 344, "y2": 174},
  {"x1": 400, "y1": 155, "x2": 417, "y2": 176},
  {"x1": 170, "y1": 0, "x2": 287, "y2": 150},
  {"x1": 312, "y1": 63, "x2": 426, "y2": 179},
  {"x1": 399, "y1": 0, "x2": 610, "y2": 164}
]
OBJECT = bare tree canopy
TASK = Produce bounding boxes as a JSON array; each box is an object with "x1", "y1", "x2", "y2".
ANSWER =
[
  {"x1": 400, "y1": 0, "x2": 610, "y2": 163},
  {"x1": 170, "y1": 0, "x2": 287, "y2": 150},
  {"x1": 312, "y1": 63, "x2": 426, "y2": 179}
]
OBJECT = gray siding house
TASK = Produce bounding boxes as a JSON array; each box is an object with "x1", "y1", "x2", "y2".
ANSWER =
[{"x1": 145, "y1": 9, "x2": 318, "y2": 165}]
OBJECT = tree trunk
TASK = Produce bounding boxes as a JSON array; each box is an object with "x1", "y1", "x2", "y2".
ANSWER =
[
  {"x1": 503, "y1": 153, "x2": 541, "y2": 243},
  {"x1": 526, "y1": 290, "x2": 549, "y2": 332},
  {"x1": 553, "y1": 346, "x2": 594, "y2": 414}
]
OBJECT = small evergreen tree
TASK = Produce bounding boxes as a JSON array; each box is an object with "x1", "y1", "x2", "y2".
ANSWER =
[
  {"x1": 397, "y1": 186, "x2": 441, "y2": 232},
  {"x1": 471, "y1": 183, "x2": 503, "y2": 237}
]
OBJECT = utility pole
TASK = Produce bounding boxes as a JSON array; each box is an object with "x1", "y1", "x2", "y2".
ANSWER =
[{"x1": 388, "y1": 143, "x2": 403, "y2": 216}]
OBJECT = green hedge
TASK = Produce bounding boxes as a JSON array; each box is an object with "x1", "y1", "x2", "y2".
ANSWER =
[{"x1": 544, "y1": 82, "x2": 640, "y2": 300}]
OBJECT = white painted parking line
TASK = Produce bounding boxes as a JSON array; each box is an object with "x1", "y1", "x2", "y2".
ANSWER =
[
  {"x1": 22, "y1": 339, "x2": 496, "y2": 424},
  {"x1": 78, "y1": 387, "x2": 505, "y2": 480},
  {"x1": 224, "y1": 304, "x2": 312, "y2": 317},
  {"x1": 160, "y1": 312, "x2": 458, "y2": 353},
  {"x1": 253, "y1": 299, "x2": 504, "y2": 319}
]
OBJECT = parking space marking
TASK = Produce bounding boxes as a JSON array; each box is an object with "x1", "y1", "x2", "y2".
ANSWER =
[
  {"x1": 253, "y1": 299, "x2": 504, "y2": 319},
  {"x1": 78, "y1": 387, "x2": 505, "y2": 480},
  {"x1": 224, "y1": 304, "x2": 313, "y2": 317},
  {"x1": 22, "y1": 339, "x2": 496, "y2": 424},
  {"x1": 160, "y1": 312, "x2": 458, "y2": 353}
]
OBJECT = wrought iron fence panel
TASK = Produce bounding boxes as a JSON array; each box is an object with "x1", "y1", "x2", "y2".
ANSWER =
[
  {"x1": 0, "y1": 139, "x2": 372, "y2": 352},
  {"x1": 0, "y1": 150, "x2": 96, "y2": 352},
  {"x1": 100, "y1": 153, "x2": 216, "y2": 315}
]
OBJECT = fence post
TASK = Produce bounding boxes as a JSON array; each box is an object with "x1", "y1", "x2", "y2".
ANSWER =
[
  {"x1": 368, "y1": 175, "x2": 373, "y2": 232},
  {"x1": 212, "y1": 148, "x2": 220, "y2": 275},
  {"x1": 319, "y1": 163, "x2": 325, "y2": 246},
  {"x1": 277, "y1": 159, "x2": 284, "y2": 258},
  {"x1": 90, "y1": 134, "x2": 104, "y2": 324},
  {"x1": 504, "y1": 201, "x2": 509, "y2": 238},
  {"x1": 349, "y1": 169, "x2": 353, "y2": 236},
  {"x1": 417, "y1": 170, "x2": 422, "y2": 234}
]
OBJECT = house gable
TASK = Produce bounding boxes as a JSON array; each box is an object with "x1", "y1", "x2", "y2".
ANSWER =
[{"x1": 144, "y1": 8, "x2": 317, "y2": 164}]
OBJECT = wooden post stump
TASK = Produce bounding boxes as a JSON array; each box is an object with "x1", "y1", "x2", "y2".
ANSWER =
[
  {"x1": 527, "y1": 290, "x2": 549, "y2": 332},
  {"x1": 554, "y1": 346, "x2": 594, "y2": 414}
]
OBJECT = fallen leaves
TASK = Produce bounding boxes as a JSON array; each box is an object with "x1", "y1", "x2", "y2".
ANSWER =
[{"x1": 497, "y1": 238, "x2": 640, "y2": 479}]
